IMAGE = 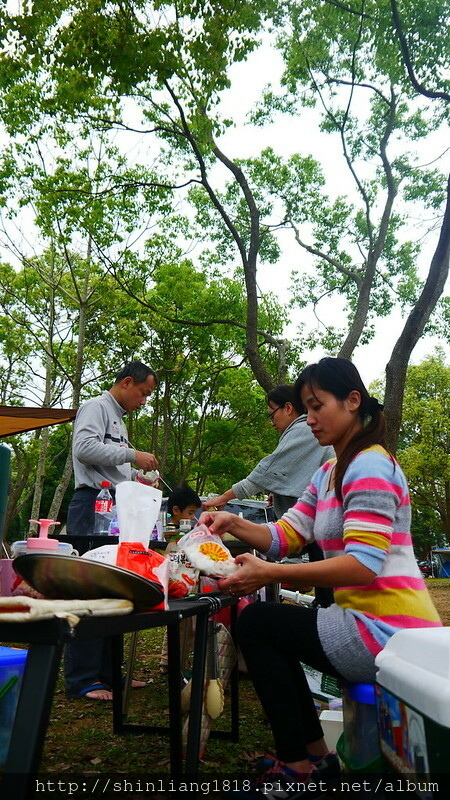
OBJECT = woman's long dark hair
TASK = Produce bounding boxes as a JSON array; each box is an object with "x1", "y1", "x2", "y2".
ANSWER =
[{"x1": 293, "y1": 357, "x2": 387, "y2": 500}]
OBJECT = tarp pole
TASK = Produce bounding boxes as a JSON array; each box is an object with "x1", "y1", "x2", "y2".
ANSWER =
[{"x1": 0, "y1": 443, "x2": 11, "y2": 545}]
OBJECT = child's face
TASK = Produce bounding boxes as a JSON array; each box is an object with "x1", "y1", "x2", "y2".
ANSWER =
[{"x1": 170, "y1": 504, "x2": 200, "y2": 524}]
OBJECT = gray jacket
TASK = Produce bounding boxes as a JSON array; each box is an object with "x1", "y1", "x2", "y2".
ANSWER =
[
  {"x1": 231, "y1": 415, "x2": 334, "y2": 519},
  {"x1": 72, "y1": 390, "x2": 137, "y2": 490}
]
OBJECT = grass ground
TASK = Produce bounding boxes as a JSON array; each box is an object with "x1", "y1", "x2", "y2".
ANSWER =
[
  {"x1": 3, "y1": 581, "x2": 450, "y2": 781},
  {"x1": 39, "y1": 625, "x2": 273, "y2": 777}
]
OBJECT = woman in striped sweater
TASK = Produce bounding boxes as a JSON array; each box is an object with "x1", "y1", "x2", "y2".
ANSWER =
[{"x1": 200, "y1": 357, "x2": 441, "y2": 797}]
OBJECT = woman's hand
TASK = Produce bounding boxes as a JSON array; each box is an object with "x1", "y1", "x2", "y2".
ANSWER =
[
  {"x1": 199, "y1": 510, "x2": 273, "y2": 551},
  {"x1": 218, "y1": 553, "x2": 275, "y2": 596},
  {"x1": 198, "y1": 510, "x2": 236, "y2": 536}
]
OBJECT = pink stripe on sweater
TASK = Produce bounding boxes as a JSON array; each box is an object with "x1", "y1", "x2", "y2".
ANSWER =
[
  {"x1": 290, "y1": 500, "x2": 316, "y2": 519},
  {"x1": 343, "y1": 476, "x2": 404, "y2": 500},
  {"x1": 355, "y1": 615, "x2": 443, "y2": 656},
  {"x1": 317, "y1": 497, "x2": 342, "y2": 511},
  {"x1": 356, "y1": 622, "x2": 383, "y2": 656},
  {"x1": 345, "y1": 511, "x2": 391, "y2": 526},
  {"x1": 321, "y1": 538, "x2": 345, "y2": 552},
  {"x1": 391, "y1": 531, "x2": 412, "y2": 545},
  {"x1": 362, "y1": 613, "x2": 442, "y2": 628},
  {"x1": 275, "y1": 534, "x2": 290, "y2": 559},
  {"x1": 338, "y1": 575, "x2": 426, "y2": 592},
  {"x1": 279, "y1": 543, "x2": 290, "y2": 559}
]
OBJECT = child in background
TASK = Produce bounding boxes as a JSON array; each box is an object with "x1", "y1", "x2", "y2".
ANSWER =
[
  {"x1": 167, "y1": 485, "x2": 202, "y2": 527},
  {"x1": 160, "y1": 485, "x2": 201, "y2": 674}
]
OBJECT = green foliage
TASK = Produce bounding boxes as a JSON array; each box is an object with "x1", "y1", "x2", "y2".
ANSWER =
[
  {"x1": 397, "y1": 351, "x2": 450, "y2": 544},
  {"x1": 253, "y1": 0, "x2": 450, "y2": 355},
  {"x1": 0, "y1": 0, "x2": 449, "y2": 527}
]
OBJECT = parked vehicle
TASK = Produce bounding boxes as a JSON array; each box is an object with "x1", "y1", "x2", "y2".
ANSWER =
[{"x1": 417, "y1": 558, "x2": 438, "y2": 578}]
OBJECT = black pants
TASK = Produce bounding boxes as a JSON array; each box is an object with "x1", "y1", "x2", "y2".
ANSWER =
[
  {"x1": 65, "y1": 487, "x2": 120, "y2": 696},
  {"x1": 236, "y1": 601, "x2": 341, "y2": 763},
  {"x1": 67, "y1": 486, "x2": 115, "y2": 536}
]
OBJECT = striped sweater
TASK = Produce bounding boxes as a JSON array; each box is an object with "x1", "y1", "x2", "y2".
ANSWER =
[{"x1": 266, "y1": 445, "x2": 442, "y2": 662}]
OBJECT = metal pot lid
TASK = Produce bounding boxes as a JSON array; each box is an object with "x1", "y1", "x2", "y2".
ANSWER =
[{"x1": 13, "y1": 553, "x2": 164, "y2": 611}]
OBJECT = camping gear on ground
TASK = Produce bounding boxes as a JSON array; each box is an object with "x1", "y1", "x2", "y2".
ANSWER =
[
  {"x1": 319, "y1": 709, "x2": 344, "y2": 751},
  {"x1": 12, "y1": 553, "x2": 164, "y2": 611},
  {"x1": 336, "y1": 681, "x2": 382, "y2": 772},
  {"x1": 205, "y1": 619, "x2": 225, "y2": 719},
  {"x1": 376, "y1": 626, "x2": 450, "y2": 783},
  {"x1": 0, "y1": 645, "x2": 27, "y2": 766},
  {"x1": 182, "y1": 621, "x2": 237, "y2": 758}
]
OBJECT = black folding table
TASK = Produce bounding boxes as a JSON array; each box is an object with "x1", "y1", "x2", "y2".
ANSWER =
[{"x1": 0, "y1": 594, "x2": 239, "y2": 799}]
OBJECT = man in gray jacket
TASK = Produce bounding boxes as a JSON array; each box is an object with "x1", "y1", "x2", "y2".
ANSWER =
[
  {"x1": 65, "y1": 361, "x2": 158, "y2": 700},
  {"x1": 67, "y1": 361, "x2": 158, "y2": 537}
]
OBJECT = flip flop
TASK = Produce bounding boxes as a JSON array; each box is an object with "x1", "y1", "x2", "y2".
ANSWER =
[{"x1": 75, "y1": 683, "x2": 113, "y2": 701}]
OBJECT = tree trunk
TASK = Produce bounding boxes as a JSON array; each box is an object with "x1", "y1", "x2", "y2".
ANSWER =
[
  {"x1": 4, "y1": 443, "x2": 32, "y2": 535},
  {"x1": 385, "y1": 174, "x2": 450, "y2": 451},
  {"x1": 28, "y1": 427, "x2": 50, "y2": 537},
  {"x1": 48, "y1": 448, "x2": 74, "y2": 522}
]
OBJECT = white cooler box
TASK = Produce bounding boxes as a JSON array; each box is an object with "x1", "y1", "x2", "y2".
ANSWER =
[{"x1": 376, "y1": 627, "x2": 450, "y2": 796}]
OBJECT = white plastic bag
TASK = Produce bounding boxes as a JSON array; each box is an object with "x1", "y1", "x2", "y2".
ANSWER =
[
  {"x1": 116, "y1": 480, "x2": 162, "y2": 548},
  {"x1": 177, "y1": 524, "x2": 238, "y2": 577},
  {"x1": 80, "y1": 545, "x2": 118, "y2": 565}
]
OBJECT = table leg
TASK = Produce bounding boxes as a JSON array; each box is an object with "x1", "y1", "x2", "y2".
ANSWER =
[
  {"x1": 229, "y1": 603, "x2": 239, "y2": 742},
  {"x1": 111, "y1": 633, "x2": 125, "y2": 734},
  {"x1": 122, "y1": 631, "x2": 138, "y2": 719},
  {"x1": 166, "y1": 620, "x2": 183, "y2": 776},
  {"x1": 184, "y1": 609, "x2": 209, "y2": 774},
  {"x1": 1, "y1": 640, "x2": 63, "y2": 799}
]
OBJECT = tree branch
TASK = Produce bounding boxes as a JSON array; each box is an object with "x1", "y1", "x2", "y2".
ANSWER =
[
  {"x1": 290, "y1": 220, "x2": 363, "y2": 286},
  {"x1": 390, "y1": 0, "x2": 450, "y2": 101}
]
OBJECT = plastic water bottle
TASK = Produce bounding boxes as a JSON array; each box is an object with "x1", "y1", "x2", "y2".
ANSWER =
[
  {"x1": 108, "y1": 506, "x2": 120, "y2": 536},
  {"x1": 93, "y1": 481, "x2": 113, "y2": 534}
]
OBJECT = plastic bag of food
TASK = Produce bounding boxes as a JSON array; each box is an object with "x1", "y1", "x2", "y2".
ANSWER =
[
  {"x1": 177, "y1": 524, "x2": 238, "y2": 577},
  {"x1": 167, "y1": 548, "x2": 199, "y2": 597},
  {"x1": 116, "y1": 541, "x2": 169, "y2": 609}
]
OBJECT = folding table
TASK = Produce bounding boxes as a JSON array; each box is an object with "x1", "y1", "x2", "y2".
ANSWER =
[{"x1": 0, "y1": 594, "x2": 239, "y2": 800}]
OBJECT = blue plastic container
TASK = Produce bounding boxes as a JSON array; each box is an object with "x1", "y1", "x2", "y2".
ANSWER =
[
  {"x1": 0, "y1": 645, "x2": 28, "y2": 765},
  {"x1": 338, "y1": 681, "x2": 382, "y2": 770}
]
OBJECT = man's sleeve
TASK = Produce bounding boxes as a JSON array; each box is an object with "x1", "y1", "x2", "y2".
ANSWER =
[
  {"x1": 73, "y1": 403, "x2": 135, "y2": 467},
  {"x1": 231, "y1": 476, "x2": 266, "y2": 499}
]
